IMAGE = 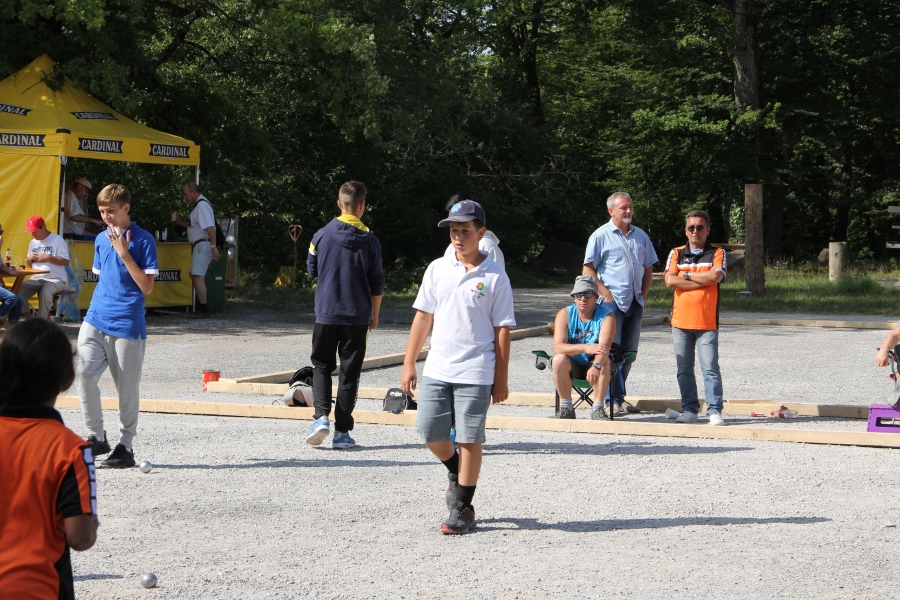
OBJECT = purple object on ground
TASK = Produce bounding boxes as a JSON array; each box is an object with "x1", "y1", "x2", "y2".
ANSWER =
[{"x1": 867, "y1": 404, "x2": 900, "y2": 433}]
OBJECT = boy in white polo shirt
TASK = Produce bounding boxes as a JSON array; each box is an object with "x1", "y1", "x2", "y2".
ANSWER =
[
  {"x1": 77, "y1": 184, "x2": 158, "y2": 469},
  {"x1": 401, "y1": 200, "x2": 515, "y2": 535}
]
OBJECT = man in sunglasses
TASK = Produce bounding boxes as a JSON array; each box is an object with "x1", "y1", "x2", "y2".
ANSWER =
[
  {"x1": 583, "y1": 192, "x2": 658, "y2": 415},
  {"x1": 664, "y1": 210, "x2": 727, "y2": 425},
  {"x1": 551, "y1": 275, "x2": 616, "y2": 419}
]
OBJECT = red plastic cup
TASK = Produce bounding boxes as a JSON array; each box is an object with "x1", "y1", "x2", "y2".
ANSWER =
[{"x1": 202, "y1": 370, "x2": 220, "y2": 391}]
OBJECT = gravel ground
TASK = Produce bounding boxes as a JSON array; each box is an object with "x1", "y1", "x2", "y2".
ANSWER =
[
  {"x1": 41, "y1": 289, "x2": 900, "y2": 598},
  {"x1": 108, "y1": 313, "x2": 890, "y2": 409},
  {"x1": 66, "y1": 409, "x2": 900, "y2": 599}
]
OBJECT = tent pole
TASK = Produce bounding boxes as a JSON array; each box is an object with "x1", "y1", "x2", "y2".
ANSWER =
[
  {"x1": 58, "y1": 157, "x2": 67, "y2": 234},
  {"x1": 195, "y1": 166, "x2": 200, "y2": 186}
]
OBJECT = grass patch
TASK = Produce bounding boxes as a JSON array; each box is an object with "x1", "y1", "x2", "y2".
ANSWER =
[{"x1": 646, "y1": 265, "x2": 900, "y2": 315}]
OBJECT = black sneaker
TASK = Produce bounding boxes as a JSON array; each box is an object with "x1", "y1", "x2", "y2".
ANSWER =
[
  {"x1": 441, "y1": 500, "x2": 476, "y2": 535},
  {"x1": 557, "y1": 406, "x2": 576, "y2": 419},
  {"x1": 87, "y1": 432, "x2": 111, "y2": 456},
  {"x1": 100, "y1": 444, "x2": 135, "y2": 469},
  {"x1": 445, "y1": 472, "x2": 459, "y2": 510}
]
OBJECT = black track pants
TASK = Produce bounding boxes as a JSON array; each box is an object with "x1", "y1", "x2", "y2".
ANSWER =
[{"x1": 310, "y1": 323, "x2": 369, "y2": 432}]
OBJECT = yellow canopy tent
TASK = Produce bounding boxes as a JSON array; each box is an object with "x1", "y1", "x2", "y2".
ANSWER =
[{"x1": 0, "y1": 54, "x2": 200, "y2": 265}]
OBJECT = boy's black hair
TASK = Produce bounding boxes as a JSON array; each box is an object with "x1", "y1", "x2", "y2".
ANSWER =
[
  {"x1": 445, "y1": 193, "x2": 477, "y2": 211},
  {"x1": 0, "y1": 320, "x2": 75, "y2": 406}
]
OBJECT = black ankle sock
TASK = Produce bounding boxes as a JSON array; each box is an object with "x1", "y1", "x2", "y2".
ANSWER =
[
  {"x1": 456, "y1": 484, "x2": 476, "y2": 508},
  {"x1": 199, "y1": 302, "x2": 208, "y2": 314},
  {"x1": 441, "y1": 452, "x2": 459, "y2": 475}
]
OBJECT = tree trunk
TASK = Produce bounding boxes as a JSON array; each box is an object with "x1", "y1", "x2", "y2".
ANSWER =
[
  {"x1": 719, "y1": 0, "x2": 761, "y2": 180},
  {"x1": 744, "y1": 184, "x2": 765, "y2": 294},
  {"x1": 730, "y1": 0, "x2": 760, "y2": 111}
]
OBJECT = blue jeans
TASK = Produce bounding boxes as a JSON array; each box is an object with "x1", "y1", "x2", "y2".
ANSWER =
[
  {"x1": 0, "y1": 286, "x2": 24, "y2": 322},
  {"x1": 601, "y1": 298, "x2": 643, "y2": 405},
  {"x1": 672, "y1": 328, "x2": 723, "y2": 414}
]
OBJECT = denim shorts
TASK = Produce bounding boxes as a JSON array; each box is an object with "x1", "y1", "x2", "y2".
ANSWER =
[{"x1": 416, "y1": 376, "x2": 492, "y2": 444}]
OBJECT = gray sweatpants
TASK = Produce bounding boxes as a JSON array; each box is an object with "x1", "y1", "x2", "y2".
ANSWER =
[
  {"x1": 18, "y1": 277, "x2": 66, "y2": 319},
  {"x1": 77, "y1": 321, "x2": 146, "y2": 448}
]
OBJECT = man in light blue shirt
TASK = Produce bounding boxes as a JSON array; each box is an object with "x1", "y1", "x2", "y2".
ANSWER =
[{"x1": 583, "y1": 192, "x2": 658, "y2": 414}]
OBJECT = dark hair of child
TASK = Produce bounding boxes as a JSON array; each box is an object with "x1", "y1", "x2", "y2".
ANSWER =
[{"x1": 0, "y1": 320, "x2": 75, "y2": 407}]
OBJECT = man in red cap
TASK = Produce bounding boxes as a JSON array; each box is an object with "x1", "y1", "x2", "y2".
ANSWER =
[{"x1": 19, "y1": 216, "x2": 69, "y2": 319}]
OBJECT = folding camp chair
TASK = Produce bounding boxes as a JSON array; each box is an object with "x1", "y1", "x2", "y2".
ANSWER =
[{"x1": 532, "y1": 345, "x2": 637, "y2": 421}]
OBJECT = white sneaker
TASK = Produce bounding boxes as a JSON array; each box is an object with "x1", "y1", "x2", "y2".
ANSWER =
[
  {"x1": 708, "y1": 412, "x2": 725, "y2": 426},
  {"x1": 675, "y1": 411, "x2": 698, "y2": 424}
]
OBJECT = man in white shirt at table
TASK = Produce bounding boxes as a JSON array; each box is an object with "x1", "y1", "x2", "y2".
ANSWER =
[
  {"x1": 18, "y1": 216, "x2": 70, "y2": 319},
  {"x1": 63, "y1": 177, "x2": 104, "y2": 239}
]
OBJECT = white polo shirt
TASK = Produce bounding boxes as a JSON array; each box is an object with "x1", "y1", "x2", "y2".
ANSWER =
[{"x1": 413, "y1": 252, "x2": 516, "y2": 386}]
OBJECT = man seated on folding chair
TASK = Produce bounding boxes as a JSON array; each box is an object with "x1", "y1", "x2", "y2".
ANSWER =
[{"x1": 552, "y1": 275, "x2": 617, "y2": 419}]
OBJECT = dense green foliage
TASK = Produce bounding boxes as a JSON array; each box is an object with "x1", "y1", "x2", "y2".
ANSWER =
[{"x1": 4, "y1": 0, "x2": 899, "y2": 286}]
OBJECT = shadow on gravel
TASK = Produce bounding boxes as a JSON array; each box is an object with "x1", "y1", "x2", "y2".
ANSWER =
[
  {"x1": 74, "y1": 574, "x2": 123, "y2": 581},
  {"x1": 153, "y1": 457, "x2": 431, "y2": 469},
  {"x1": 476, "y1": 515, "x2": 830, "y2": 533},
  {"x1": 483, "y1": 441, "x2": 753, "y2": 456}
]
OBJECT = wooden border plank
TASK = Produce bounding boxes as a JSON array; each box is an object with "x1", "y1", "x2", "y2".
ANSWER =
[
  {"x1": 720, "y1": 317, "x2": 896, "y2": 330},
  {"x1": 54, "y1": 396, "x2": 900, "y2": 448},
  {"x1": 203, "y1": 381, "x2": 869, "y2": 420}
]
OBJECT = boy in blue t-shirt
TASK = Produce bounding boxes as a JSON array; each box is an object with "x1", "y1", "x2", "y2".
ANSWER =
[{"x1": 76, "y1": 184, "x2": 158, "y2": 469}]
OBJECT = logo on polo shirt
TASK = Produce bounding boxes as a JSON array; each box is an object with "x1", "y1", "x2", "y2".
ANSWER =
[
  {"x1": 79, "y1": 137, "x2": 123, "y2": 153},
  {"x1": 471, "y1": 281, "x2": 485, "y2": 299},
  {"x1": 71, "y1": 111, "x2": 117, "y2": 120},
  {"x1": 0, "y1": 132, "x2": 45, "y2": 147},
  {"x1": 0, "y1": 103, "x2": 32, "y2": 116},
  {"x1": 149, "y1": 144, "x2": 190, "y2": 159}
]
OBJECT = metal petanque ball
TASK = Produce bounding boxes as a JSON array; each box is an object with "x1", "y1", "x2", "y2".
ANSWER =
[
  {"x1": 141, "y1": 573, "x2": 158, "y2": 589},
  {"x1": 138, "y1": 461, "x2": 152, "y2": 474}
]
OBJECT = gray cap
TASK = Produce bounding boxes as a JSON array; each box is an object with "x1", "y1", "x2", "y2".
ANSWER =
[{"x1": 570, "y1": 275, "x2": 599, "y2": 297}]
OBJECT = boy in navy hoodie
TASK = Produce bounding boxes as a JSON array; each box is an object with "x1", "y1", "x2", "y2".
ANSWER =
[{"x1": 306, "y1": 181, "x2": 385, "y2": 449}]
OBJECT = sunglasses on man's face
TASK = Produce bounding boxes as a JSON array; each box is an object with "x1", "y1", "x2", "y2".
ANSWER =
[
  {"x1": 687, "y1": 225, "x2": 706, "y2": 232},
  {"x1": 573, "y1": 291, "x2": 596, "y2": 300}
]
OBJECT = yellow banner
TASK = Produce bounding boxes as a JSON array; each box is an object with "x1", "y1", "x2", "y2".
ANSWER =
[
  {"x1": 0, "y1": 154, "x2": 60, "y2": 265},
  {"x1": 74, "y1": 241, "x2": 193, "y2": 309}
]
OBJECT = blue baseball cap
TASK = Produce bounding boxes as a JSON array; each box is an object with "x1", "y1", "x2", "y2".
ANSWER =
[{"x1": 437, "y1": 200, "x2": 486, "y2": 227}]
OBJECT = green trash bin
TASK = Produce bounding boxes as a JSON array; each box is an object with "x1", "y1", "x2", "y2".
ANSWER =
[{"x1": 204, "y1": 245, "x2": 229, "y2": 313}]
